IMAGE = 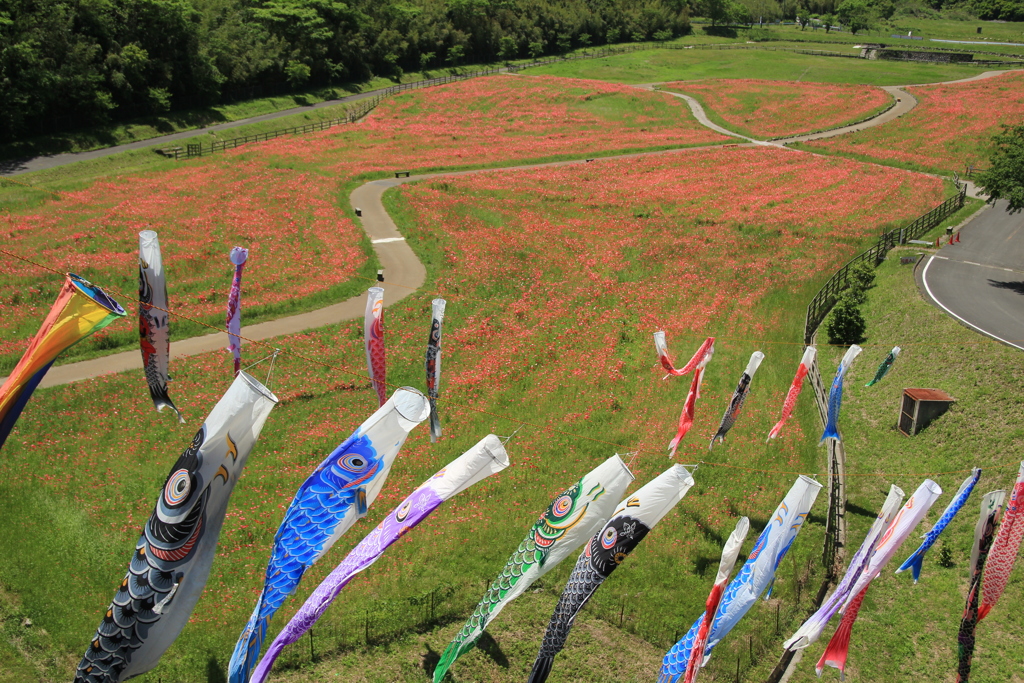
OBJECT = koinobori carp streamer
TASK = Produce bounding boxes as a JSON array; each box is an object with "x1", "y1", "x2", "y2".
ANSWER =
[
  {"x1": 225, "y1": 247, "x2": 248, "y2": 376},
  {"x1": 364, "y1": 286, "x2": 387, "y2": 407},
  {"x1": 681, "y1": 517, "x2": 749, "y2": 683},
  {"x1": 821, "y1": 345, "x2": 861, "y2": 444},
  {"x1": 0, "y1": 273, "x2": 126, "y2": 452},
  {"x1": 528, "y1": 464, "x2": 694, "y2": 683},
  {"x1": 138, "y1": 230, "x2": 183, "y2": 422},
  {"x1": 425, "y1": 298, "x2": 446, "y2": 442},
  {"x1": 229, "y1": 388, "x2": 429, "y2": 683},
  {"x1": 709, "y1": 351, "x2": 764, "y2": 450},
  {"x1": 767, "y1": 346, "x2": 815, "y2": 442},
  {"x1": 75, "y1": 372, "x2": 277, "y2": 683},
  {"x1": 249, "y1": 434, "x2": 509, "y2": 683},
  {"x1": 433, "y1": 454, "x2": 634, "y2": 683},
  {"x1": 660, "y1": 476, "x2": 822, "y2": 681}
]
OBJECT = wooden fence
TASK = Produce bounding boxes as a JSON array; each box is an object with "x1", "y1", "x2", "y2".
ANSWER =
[{"x1": 803, "y1": 182, "x2": 967, "y2": 343}]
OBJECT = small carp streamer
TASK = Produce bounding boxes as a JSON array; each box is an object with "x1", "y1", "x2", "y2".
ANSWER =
[
  {"x1": 528, "y1": 465, "x2": 695, "y2": 683},
  {"x1": 820, "y1": 344, "x2": 862, "y2": 444},
  {"x1": 897, "y1": 468, "x2": 980, "y2": 582},
  {"x1": 956, "y1": 490, "x2": 1006, "y2": 682},
  {"x1": 865, "y1": 345, "x2": 900, "y2": 387},
  {"x1": 425, "y1": 298, "x2": 446, "y2": 442},
  {"x1": 709, "y1": 351, "x2": 764, "y2": 450},
  {"x1": 432, "y1": 454, "x2": 634, "y2": 683},
  {"x1": 978, "y1": 461, "x2": 1024, "y2": 622},
  {"x1": 0, "y1": 273, "x2": 125, "y2": 451},
  {"x1": 74, "y1": 372, "x2": 278, "y2": 683},
  {"x1": 138, "y1": 231, "x2": 183, "y2": 422},
  {"x1": 229, "y1": 388, "x2": 429, "y2": 683},
  {"x1": 654, "y1": 332, "x2": 714, "y2": 378},
  {"x1": 817, "y1": 479, "x2": 942, "y2": 678},
  {"x1": 249, "y1": 434, "x2": 509, "y2": 683},
  {"x1": 767, "y1": 346, "x2": 815, "y2": 442},
  {"x1": 225, "y1": 247, "x2": 248, "y2": 376},
  {"x1": 364, "y1": 286, "x2": 387, "y2": 407},
  {"x1": 667, "y1": 341, "x2": 715, "y2": 457},
  {"x1": 682, "y1": 517, "x2": 749, "y2": 683},
  {"x1": 659, "y1": 476, "x2": 822, "y2": 682},
  {"x1": 784, "y1": 486, "x2": 904, "y2": 652}
]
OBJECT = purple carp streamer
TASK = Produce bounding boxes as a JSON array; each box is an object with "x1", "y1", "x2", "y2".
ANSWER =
[
  {"x1": 138, "y1": 231, "x2": 183, "y2": 422},
  {"x1": 249, "y1": 434, "x2": 509, "y2": 683},
  {"x1": 425, "y1": 298, "x2": 446, "y2": 442},
  {"x1": 229, "y1": 388, "x2": 429, "y2": 683},
  {"x1": 0, "y1": 273, "x2": 126, "y2": 451},
  {"x1": 817, "y1": 479, "x2": 942, "y2": 678},
  {"x1": 784, "y1": 485, "x2": 903, "y2": 652},
  {"x1": 682, "y1": 517, "x2": 749, "y2": 683},
  {"x1": 365, "y1": 286, "x2": 387, "y2": 407},
  {"x1": 865, "y1": 346, "x2": 900, "y2": 387},
  {"x1": 978, "y1": 461, "x2": 1024, "y2": 622},
  {"x1": 767, "y1": 347, "x2": 815, "y2": 442},
  {"x1": 957, "y1": 490, "x2": 1006, "y2": 682},
  {"x1": 897, "y1": 468, "x2": 980, "y2": 582},
  {"x1": 528, "y1": 465, "x2": 695, "y2": 683},
  {"x1": 659, "y1": 476, "x2": 822, "y2": 682},
  {"x1": 75, "y1": 372, "x2": 278, "y2": 683},
  {"x1": 821, "y1": 345, "x2": 861, "y2": 444},
  {"x1": 433, "y1": 454, "x2": 634, "y2": 683},
  {"x1": 225, "y1": 247, "x2": 248, "y2": 376},
  {"x1": 709, "y1": 351, "x2": 764, "y2": 450}
]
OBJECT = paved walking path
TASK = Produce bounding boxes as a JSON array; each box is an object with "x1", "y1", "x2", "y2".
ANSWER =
[{"x1": 5, "y1": 68, "x2": 1021, "y2": 388}]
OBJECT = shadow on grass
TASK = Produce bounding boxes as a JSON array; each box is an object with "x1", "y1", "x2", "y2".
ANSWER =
[
  {"x1": 476, "y1": 632, "x2": 509, "y2": 668},
  {"x1": 422, "y1": 644, "x2": 441, "y2": 675},
  {"x1": 206, "y1": 654, "x2": 227, "y2": 683}
]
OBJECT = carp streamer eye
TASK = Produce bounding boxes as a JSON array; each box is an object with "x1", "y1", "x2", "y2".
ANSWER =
[
  {"x1": 337, "y1": 453, "x2": 369, "y2": 473},
  {"x1": 164, "y1": 469, "x2": 192, "y2": 507},
  {"x1": 552, "y1": 494, "x2": 573, "y2": 518},
  {"x1": 396, "y1": 498, "x2": 412, "y2": 522},
  {"x1": 601, "y1": 526, "x2": 618, "y2": 550}
]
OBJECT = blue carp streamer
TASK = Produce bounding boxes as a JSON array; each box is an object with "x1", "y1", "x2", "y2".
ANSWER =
[
  {"x1": 897, "y1": 468, "x2": 980, "y2": 582},
  {"x1": 820, "y1": 345, "x2": 862, "y2": 444}
]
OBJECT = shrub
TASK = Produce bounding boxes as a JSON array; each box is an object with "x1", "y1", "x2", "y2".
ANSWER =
[
  {"x1": 846, "y1": 260, "x2": 877, "y2": 303},
  {"x1": 826, "y1": 292, "x2": 867, "y2": 345}
]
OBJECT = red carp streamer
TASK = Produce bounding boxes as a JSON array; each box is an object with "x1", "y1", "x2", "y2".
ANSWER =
[
  {"x1": 667, "y1": 340, "x2": 714, "y2": 457},
  {"x1": 655, "y1": 332, "x2": 715, "y2": 378},
  {"x1": 978, "y1": 461, "x2": 1024, "y2": 622},
  {"x1": 767, "y1": 346, "x2": 815, "y2": 442},
  {"x1": 364, "y1": 287, "x2": 387, "y2": 407}
]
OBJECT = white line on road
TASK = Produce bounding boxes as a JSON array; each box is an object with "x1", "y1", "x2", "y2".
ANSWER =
[
  {"x1": 371, "y1": 237, "x2": 405, "y2": 243},
  {"x1": 921, "y1": 255, "x2": 1024, "y2": 351}
]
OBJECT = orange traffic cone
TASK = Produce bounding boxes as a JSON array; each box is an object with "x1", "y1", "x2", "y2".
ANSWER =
[
  {"x1": 955, "y1": 232, "x2": 961, "y2": 243},
  {"x1": 948, "y1": 234, "x2": 954, "y2": 245}
]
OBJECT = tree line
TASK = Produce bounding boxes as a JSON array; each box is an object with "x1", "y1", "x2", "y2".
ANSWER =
[{"x1": 0, "y1": 0, "x2": 690, "y2": 141}]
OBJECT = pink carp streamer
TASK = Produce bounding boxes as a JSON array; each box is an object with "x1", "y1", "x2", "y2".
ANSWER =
[
  {"x1": 225, "y1": 247, "x2": 248, "y2": 376},
  {"x1": 767, "y1": 346, "x2": 815, "y2": 442},
  {"x1": 364, "y1": 287, "x2": 387, "y2": 407},
  {"x1": 978, "y1": 461, "x2": 1024, "y2": 622},
  {"x1": 817, "y1": 479, "x2": 942, "y2": 679},
  {"x1": 667, "y1": 341, "x2": 715, "y2": 457},
  {"x1": 655, "y1": 332, "x2": 715, "y2": 378},
  {"x1": 684, "y1": 517, "x2": 749, "y2": 683}
]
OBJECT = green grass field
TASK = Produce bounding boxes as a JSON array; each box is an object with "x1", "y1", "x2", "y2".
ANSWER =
[{"x1": 524, "y1": 48, "x2": 986, "y2": 85}]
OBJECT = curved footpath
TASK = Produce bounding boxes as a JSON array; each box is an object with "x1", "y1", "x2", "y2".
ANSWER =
[{"x1": 4, "y1": 68, "x2": 1022, "y2": 388}]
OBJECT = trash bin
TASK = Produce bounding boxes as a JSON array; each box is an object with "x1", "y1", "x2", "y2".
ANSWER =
[{"x1": 946, "y1": 226, "x2": 953, "y2": 235}]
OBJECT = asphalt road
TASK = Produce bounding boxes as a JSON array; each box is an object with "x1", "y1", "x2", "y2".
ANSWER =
[{"x1": 919, "y1": 199, "x2": 1024, "y2": 349}]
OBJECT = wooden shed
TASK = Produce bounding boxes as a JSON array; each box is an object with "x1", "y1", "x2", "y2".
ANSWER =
[{"x1": 899, "y1": 388, "x2": 955, "y2": 436}]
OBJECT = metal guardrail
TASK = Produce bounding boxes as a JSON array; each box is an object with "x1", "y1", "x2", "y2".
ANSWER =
[{"x1": 803, "y1": 182, "x2": 967, "y2": 343}]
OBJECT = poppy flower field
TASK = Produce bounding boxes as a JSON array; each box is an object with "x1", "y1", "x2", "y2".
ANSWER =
[
  {"x1": 0, "y1": 131, "x2": 954, "y2": 681},
  {"x1": 801, "y1": 70, "x2": 1024, "y2": 174},
  {"x1": 0, "y1": 75, "x2": 728, "y2": 374},
  {"x1": 661, "y1": 79, "x2": 893, "y2": 139}
]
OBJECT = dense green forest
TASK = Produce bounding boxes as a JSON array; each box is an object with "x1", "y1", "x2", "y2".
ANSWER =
[{"x1": 0, "y1": 0, "x2": 1020, "y2": 141}]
